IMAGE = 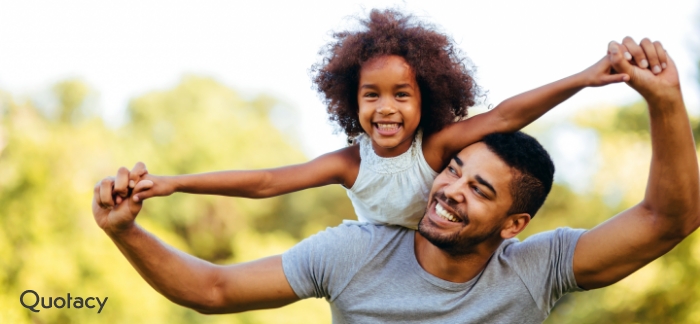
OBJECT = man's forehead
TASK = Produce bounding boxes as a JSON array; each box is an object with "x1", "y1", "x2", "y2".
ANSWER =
[{"x1": 455, "y1": 142, "x2": 513, "y2": 184}]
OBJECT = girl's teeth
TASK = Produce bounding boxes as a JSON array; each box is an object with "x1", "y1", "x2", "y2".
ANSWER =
[{"x1": 377, "y1": 123, "x2": 399, "y2": 131}]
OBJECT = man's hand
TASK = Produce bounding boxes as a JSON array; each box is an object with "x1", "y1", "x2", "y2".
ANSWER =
[
  {"x1": 609, "y1": 37, "x2": 679, "y2": 101},
  {"x1": 92, "y1": 164, "x2": 299, "y2": 314},
  {"x1": 92, "y1": 164, "x2": 153, "y2": 234}
]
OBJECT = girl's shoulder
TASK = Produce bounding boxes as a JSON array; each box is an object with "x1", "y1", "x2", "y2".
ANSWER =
[
  {"x1": 419, "y1": 129, "x2": 447, "y2": 173},
  {"x1": 324, "y1": 144, "x2": 360, "y2": 188},
  {"x1": 335, "y1": 144, "x2": 361, "y2": 165}
]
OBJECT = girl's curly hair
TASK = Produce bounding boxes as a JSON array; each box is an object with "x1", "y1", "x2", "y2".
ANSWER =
[{"x1": 312, "y1": 9, "x2": 480, "y2": 138}]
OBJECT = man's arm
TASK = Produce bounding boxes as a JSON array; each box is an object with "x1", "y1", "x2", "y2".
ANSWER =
[
  {"x1": 93, "y1": 169, "x2": 299, "y2": 314},
  {"x1": 424, "y1": 56, "x2": 630, "y2": 169},
  {"x1": 573, "y1": 38, "x2": 700, "y2": 290}
]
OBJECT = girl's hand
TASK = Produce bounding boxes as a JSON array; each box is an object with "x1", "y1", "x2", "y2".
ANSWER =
[
  {"x1": 581, "y1": 37, "x2": 668, "y2": 88},
  {"x1": 132, "y1": 173, "x2": 176, "y2": 202},
  {"x1": 580, "y1": 55, "x2": 630, "y2": 87},
  {"x1": 113, "y1": 162, "x2": 177, "y2": 203}
]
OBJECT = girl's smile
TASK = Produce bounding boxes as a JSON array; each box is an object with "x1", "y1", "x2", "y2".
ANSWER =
[
  {"x1": 357, "y1": 55, "x2": 421, "y2": 158},
  {"x1": 374, "y1": 122, "x2": 401, "y2": 136}
]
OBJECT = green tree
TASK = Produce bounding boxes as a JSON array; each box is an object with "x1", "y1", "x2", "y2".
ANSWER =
[
  {"x1": 0, "y1": 77, "x2": 354, "y2": 323},
  {"x1": 541, "y1": 100, "x2": 700, "y2": 323}
]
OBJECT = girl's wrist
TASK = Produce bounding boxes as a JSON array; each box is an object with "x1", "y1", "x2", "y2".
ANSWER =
[
  {"x1": 165, "y1": 175, "x2": 181, "y2": 193},
  {"x1": 571, "y1": 70, "x2": 591, "y2": 88}
]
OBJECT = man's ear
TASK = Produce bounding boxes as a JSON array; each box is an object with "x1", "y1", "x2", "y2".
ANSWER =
[{"x1": 500, "y1": 213, "x2": 531, "y2": 239}]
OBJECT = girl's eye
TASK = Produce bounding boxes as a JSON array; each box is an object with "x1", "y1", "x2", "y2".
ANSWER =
[
  {"x1": 364, "y1": 92, "x2": 378, "y2": 98},
  {"x1": 447, "y1": 166, "x2": 457, "y2": 175},
  {"x1": 396, "y1": 92, "x2": 409, "y2": 98}
]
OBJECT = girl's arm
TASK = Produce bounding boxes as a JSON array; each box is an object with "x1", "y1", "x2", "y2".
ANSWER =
[
  {"x1": 128, "y1": 146, "x2": 360, "y2": 202},
  {"x1": 423, "y1": 56, "x2": 630, "y2": 169}
]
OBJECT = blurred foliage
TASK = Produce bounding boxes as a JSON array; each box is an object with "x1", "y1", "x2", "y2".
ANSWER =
[
  {"x1": 536, "y1": 100, "x2": 700, "y2": 323},
  {"x1": 1, "y1": 69, "x2": 700, "y2": 323},
  {"x1": 0, "y1": 77, "x2": 354, "y2": 323}
]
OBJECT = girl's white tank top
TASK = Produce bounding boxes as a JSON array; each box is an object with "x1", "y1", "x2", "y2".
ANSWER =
[{"x1": 346, "y1": 131, "x2": 439, "y2": 229}]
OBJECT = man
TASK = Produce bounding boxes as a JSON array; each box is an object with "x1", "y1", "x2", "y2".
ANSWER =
[{"x1": 93, "y1": 38, "x2": 699, "y2": 323}]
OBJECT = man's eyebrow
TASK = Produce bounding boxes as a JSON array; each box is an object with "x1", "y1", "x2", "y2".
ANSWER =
[
  {"x1": 475, "y1": 175, "x2": 496, "y2": 196},
  {"x1": 452, "y1": 156, "x2": 463, "y2": 167}
]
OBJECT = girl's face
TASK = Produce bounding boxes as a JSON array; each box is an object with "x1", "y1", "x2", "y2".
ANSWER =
[{"x1": 357, "y1": 55, "x2": 421, "y2": 158}]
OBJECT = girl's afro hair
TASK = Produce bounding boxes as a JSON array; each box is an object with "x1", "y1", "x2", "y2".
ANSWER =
[{"x1": 311, "y1": 9, "x2": 480, "y2": 138}]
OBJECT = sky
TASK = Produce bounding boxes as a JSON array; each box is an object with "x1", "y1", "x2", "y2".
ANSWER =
[{"x1": 1, "y1": 0, "x2": 699, "y2": 159}]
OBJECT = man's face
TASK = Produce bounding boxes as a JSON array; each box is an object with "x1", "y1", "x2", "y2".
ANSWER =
[{"x1": 418, "y1": 142, "x2": 517, "y2": 255}]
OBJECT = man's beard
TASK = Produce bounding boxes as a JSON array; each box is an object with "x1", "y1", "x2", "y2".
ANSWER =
[{"x1": 417, "y1": 192, "x2": 502, "y2": 257}]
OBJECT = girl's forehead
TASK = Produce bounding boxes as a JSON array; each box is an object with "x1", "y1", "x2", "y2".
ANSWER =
[
  {"x1": 362, "y1": 55, "x2": 412, "y2": 70},
  {"x1": 360, "y1": 55, "x2": 416, "y2": 80}
]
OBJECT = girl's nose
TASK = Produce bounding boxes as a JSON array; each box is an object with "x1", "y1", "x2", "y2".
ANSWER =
[{"x1": 377, "y1": 103, "x2": 396, "y2": 116}]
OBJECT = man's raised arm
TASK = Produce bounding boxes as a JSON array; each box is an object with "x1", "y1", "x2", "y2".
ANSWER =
[
  {"x1": 92, "y1": 163, "x2": 299, "y2": 313},
  {"x1": 573, "y1": 38, "x2": 700, "y2": 290}
]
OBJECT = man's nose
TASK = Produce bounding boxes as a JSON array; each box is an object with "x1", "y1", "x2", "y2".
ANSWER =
[{"x1": 443, "y1": 179, "x2": 466, "y2": 204}]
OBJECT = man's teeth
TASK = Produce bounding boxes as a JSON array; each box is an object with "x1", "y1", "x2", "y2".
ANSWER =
[
  {"x1": 377, "y1": 123, "x2": 399, "y2": 131},
  {"x1": 435, "y1": 203, "x2": 458, "y2": 222}
]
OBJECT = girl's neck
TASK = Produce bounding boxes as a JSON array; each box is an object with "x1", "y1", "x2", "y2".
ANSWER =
[{"x1": 370, "y1": 134, "x2": 414, "y2": 158}]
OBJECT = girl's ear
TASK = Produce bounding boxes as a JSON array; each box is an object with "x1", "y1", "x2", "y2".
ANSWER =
[{"x1": 500, "y1": 213, "x2": 531, "y2": 239}]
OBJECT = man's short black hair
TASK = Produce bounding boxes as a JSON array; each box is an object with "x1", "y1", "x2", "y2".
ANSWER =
[{"x1": 482, "y1": 132, "x2": 555, "y2": 218}]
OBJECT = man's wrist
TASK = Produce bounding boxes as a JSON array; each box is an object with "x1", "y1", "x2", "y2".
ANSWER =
[
  {"x1": 104, "y1": 220, "x2": 140, "y2": 239},
  {"x1": 643, "y1": 87, "x2": 683, "y2": 108}
]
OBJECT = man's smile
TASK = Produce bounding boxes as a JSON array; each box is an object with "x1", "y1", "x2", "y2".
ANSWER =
[
  {"x1": 427, "y1": 197, "x2": 467, "y2": 228},
  {"x1": 435, "y1": 203, "x2": 459, "y2": 222}
]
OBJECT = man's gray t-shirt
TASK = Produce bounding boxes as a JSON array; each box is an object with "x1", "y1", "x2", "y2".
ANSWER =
[{"x1": 282, "y1": 223, "x2": 585, "y2": 323}]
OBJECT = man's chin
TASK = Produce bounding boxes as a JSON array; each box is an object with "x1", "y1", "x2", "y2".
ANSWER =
[
  {"x1": 417, "y1": 216, "x2": 497, "y2": 257},
  {"x1": 417, "y1": 216, "x2": 464, "y2": 252}
]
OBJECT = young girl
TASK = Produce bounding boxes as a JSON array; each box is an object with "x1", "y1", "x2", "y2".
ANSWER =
[{"x1": 125, "y1": 9, "x2": 629, "y2": 228}]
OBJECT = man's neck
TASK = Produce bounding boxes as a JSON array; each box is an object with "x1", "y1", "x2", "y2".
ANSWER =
[{"x1": 413, "y1": 231, "x2": 502, "y2": 283}]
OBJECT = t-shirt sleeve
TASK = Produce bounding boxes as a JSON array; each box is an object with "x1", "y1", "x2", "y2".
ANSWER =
[
  {"x1": 505, "y1": 227, "x2": 586, "y2": 312},
  {"x1": 281, "y1": 223, "x2": 373, "y2": 301}
]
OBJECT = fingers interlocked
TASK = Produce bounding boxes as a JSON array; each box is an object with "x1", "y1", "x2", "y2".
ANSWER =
[
  {"x1": 617, "y1": 36, "x2": 667, "y2": 75},
  {"x1": 96, "y1": 177, "x2": 116, "y2": 209}
]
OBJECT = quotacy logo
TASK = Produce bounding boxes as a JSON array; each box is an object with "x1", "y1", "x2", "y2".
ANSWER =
[{"x1": 20, "y1": 290, "x2": 108, "y2": 314}]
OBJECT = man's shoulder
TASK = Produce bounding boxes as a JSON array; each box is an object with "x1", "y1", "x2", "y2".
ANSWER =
[
  {"x1": 290, "y1": 222, "x2": 412, "y2": 255},
  {"x1": 315, "y1": 221, "x2": 412, "y2": 245},
  {"x1": 499, "y1": 227, "x2": 587, "y2": 260},
  {"x1": 490, "y1": 227, "x2": 587, "y2": 312},
  {"x1": 281, "y1": 223, "x2": 414, "y2": 300}
]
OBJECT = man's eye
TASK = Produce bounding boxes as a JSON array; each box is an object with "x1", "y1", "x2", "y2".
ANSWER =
[
  {"x1": 473, "y1": 186, "x2": 485, "y2": 197},
  {"x1": 447, "y1": 166, "x2": 457, "y2": 174}
]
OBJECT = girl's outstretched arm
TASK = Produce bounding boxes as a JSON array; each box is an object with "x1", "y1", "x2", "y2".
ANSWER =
[
  {"x1": 125, "y1": 146, "x2": 360, "y2": 202},
  {"x1": 422, "y1": 55, "x2": 638, "y2": 170}
]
